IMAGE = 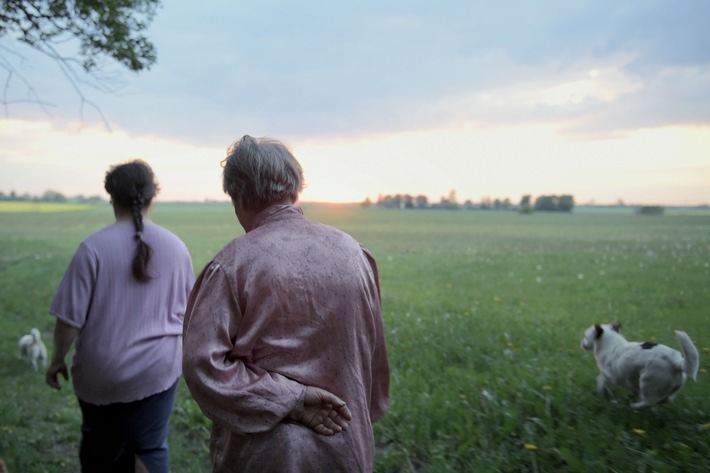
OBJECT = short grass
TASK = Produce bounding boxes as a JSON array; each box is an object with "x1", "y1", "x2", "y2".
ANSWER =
[
  {"x1": 0, "y1": 202, "x2": 96, "y2": 213},
  {"x1": 1, "y1": 202, "x2": 708, "y2": 472}
]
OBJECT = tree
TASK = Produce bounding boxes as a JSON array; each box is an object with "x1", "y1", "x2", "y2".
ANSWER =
[
  {"x1": 558, "y1": 194, "x2": 575, "y2": 212},
  {"x1": 1, "y1": 0, "x2": 161, "y2": 114},
  {"x1": 637, "y1": 206, "x2": 664, "y2": 216},
  {"x1": 534, "y1": 195, "x2": 558, "y2": 211},
  {"x1": 41, "y1": 189, "x2": 66, "y2": 202},
  {"x1": 415, "y1": 195, "x2": 429, "y2": 208},
  {"x1": 533, "y1": 194, "x2": 575, "y2": 212},
  {"x1": 519, "y1": 194, "x2": 532, "y2": 214}
]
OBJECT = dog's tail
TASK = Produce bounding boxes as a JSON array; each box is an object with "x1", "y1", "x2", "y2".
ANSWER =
[{"x1": 675, "y1": 330, "x2": 700, "y2": 381}]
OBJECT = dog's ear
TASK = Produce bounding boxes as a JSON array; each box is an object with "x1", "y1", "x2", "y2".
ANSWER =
[
  {"x1": 594, "y1": 324, "x2": 604, "y2": 338},
  {"x1": 611, "y1": 321, "x2": 622, "y2": 332}
]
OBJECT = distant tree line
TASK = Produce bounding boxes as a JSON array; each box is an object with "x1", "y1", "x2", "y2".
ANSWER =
[
  {"x1": 0, "y1": 190, "x2": 103, "y2": 204},
  {"x1": 519, "y1": 194, "x2": 575, "y2": 213},
  {"x1": 636, "y1": 205, "x2": 664, "y2": 216},
  {"x1": 364, "y1": 191, "x2": 575, "y2": 213}
]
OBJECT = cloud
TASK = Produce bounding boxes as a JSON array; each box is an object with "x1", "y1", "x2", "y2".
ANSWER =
[{"x1": 3, "y1": 1, "x2": 709, "y2": 145}]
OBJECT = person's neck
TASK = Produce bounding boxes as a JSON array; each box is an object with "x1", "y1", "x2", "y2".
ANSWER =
[
  {"x1": 234, "y1": 198, "x2": 293, "y2": 232},
  {"x1": 113, "y1": 204, "x2": 152, "y2": 223}
]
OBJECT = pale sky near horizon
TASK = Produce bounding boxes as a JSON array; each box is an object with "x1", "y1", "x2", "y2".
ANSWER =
[{"x1": 2, "y1": 1, "x2": 710, "y2": 206}]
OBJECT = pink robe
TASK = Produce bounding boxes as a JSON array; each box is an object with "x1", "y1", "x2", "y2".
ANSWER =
[{"x1": 182, "y1": 205, "x2": 389, "y2": 472}]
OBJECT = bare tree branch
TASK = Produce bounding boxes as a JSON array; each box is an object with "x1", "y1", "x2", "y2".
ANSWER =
[{"x1": 0, "y1": 0, "x2": 160, "y2": 126}]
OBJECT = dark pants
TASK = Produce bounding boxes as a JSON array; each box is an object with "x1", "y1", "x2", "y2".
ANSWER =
[{"x1": 78, "y1": 381, "x2": 178, "y2": 473}]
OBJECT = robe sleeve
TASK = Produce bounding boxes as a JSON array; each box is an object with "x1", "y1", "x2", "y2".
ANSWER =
[
  {"x1": 362, "y1": 246, "x2": 390, "y2": 422},
  {"x1": 182, "y1": 262, "x2": 305, "y2": 434}
]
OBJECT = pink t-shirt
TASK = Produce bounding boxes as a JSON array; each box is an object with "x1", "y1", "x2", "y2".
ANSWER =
[{"x1": 51, "y1": 221, "x2": 194, "y2": 405}]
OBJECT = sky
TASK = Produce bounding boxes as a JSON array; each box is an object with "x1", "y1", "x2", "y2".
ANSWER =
[{"x1": 1, "y1": 0, "x2": 710, "y2": 206}]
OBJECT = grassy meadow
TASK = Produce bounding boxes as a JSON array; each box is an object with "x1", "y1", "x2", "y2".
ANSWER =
[{"x1": 1, "y1": 201, "x2": 709, "y2": 472}]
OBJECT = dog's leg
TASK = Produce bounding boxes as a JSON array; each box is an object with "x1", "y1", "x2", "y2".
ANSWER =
[
  {"x1": 630, "y1": 399, "x2": 655, "y2": 410},
  {"x1": 631, "y1": 369, "x2": 682, "y2": 410},
  {"x1": 597, "y1": 374, "x2": 614, "y2": 399},
  {"x1": 39, "y1": 346, "x2": 47, "y2": 367}
]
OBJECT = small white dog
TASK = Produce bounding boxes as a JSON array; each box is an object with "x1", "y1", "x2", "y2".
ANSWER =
[
  {"x1": 581, "y1": 321, "x2": 700, "y2": 409},
  {"x1": 18, "y1": 328, "x2": 48, "y2": 371}
]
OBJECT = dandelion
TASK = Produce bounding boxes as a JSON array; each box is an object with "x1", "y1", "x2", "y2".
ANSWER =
[
  {"x1": 633, "y1": 429, "x2": 646, "y2": 436},
  {"x1": 577, "y1": 273, "x2": 584, "y2": 280},
  {"x1": 524, "y1": 443, "x2": 539, "y2": 451},
  {"x1": 493, "y1": 296, "x2": 500, "y2": 303},
  {"x1": 535, "y1": 276, "x2": 542, "y2": 283},
  {"x1": 542, "y1": 385, "x2": 553, "y2": 392}
]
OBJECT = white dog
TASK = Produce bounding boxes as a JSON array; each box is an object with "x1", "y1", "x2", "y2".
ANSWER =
[
  {"x1": 581, "y1": 321, "x2": 699, "y2": 409},
  {"x1": 18, "y1": 328, "x2": 47, "y2": 371}
]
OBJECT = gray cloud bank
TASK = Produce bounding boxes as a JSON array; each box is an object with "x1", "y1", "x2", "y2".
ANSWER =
[{"x1": 3, "y1": 0, "x2": 710, "y2": 144}]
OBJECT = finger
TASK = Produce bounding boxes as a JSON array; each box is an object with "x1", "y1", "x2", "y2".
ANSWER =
[
  {"x1": 46, "y1": 374, "x2": 60, "y2": 390},
  {"x1": 314, "y1": 422, "x2": 337, "y2": 436},
  {"x1": 328, "y1": 408, "x2": 348, "y2": 423},
  {"x1": 327, "y1": 410, "x2": 349, "y2": 431},
  {"x1": 335, "y1": 403, "x2": 352, "y2": 421},
  {"x1": 314, "y1": 388, "x2": 347, "y2": 408},
  {"x1": 322, "y1": 414, "x2": 344, "y2": 432}
]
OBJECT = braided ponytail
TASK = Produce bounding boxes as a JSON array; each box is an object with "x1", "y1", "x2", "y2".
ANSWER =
[
  {"x1": 130, "y1": 195, "x2": 153, "y2": 282},
  {"x1": 104, "y1": 160, "x2": 159, "y2": 283}
]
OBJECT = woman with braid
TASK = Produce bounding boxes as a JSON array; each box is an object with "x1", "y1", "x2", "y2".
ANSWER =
[{"x1": 46, "y1": 160, "x2": 195, "y2": 473}]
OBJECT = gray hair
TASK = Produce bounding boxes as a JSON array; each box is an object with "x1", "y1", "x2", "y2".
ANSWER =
[{"x1": 222, "y1": 135, "x2": 305, "y2": 210}]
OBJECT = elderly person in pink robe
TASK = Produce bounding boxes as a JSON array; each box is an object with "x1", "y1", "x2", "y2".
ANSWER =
[{"x1": 182, "y1": 135, "x2": 390, "y2": 472}]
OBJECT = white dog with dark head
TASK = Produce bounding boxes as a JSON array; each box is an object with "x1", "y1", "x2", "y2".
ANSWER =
[
  {"x1": 581, "y1": 321, "x2": 699, "y2": 410},
  {"x1": 18, "y1": 328, "x2": 47, "y2": 371}
]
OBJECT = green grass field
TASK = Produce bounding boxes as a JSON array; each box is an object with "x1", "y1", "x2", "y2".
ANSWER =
[{"x1": 1, "y1": 202, "x2": 708, "y2": 472}]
